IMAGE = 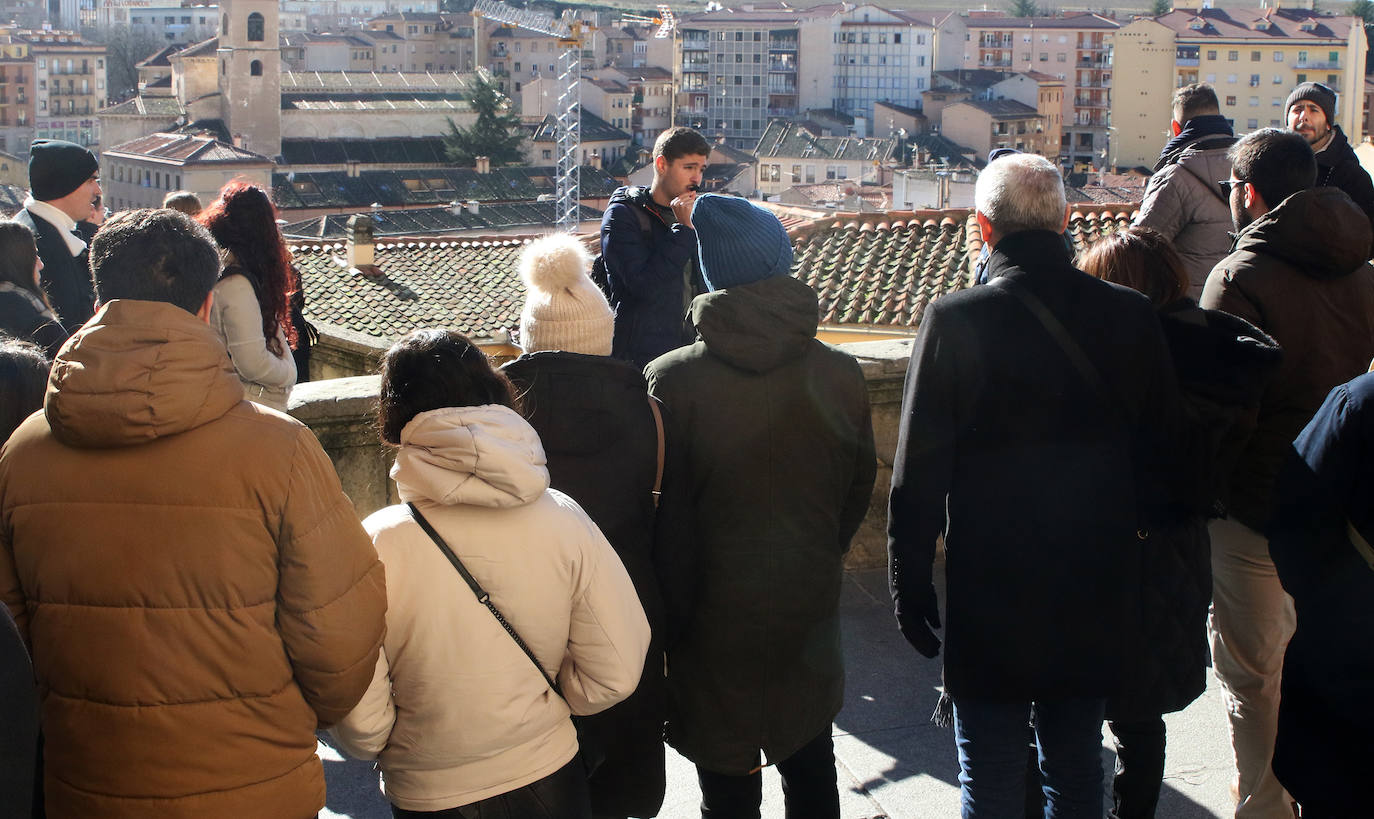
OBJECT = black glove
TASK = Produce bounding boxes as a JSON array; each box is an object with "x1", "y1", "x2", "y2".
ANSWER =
[{"x1": 894, "y1": 583, "x2": 942, "y2": 658}]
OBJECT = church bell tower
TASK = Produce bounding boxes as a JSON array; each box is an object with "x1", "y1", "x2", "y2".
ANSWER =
[{"x1": 217, "y1": 0, "x2": 282, "y2": 159}]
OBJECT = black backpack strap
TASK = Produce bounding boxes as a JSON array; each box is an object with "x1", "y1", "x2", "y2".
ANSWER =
[{"x1": 405, "y1": 502, "x2": 564, "y2": 698}]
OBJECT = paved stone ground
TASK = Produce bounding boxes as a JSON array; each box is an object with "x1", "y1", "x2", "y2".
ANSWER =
[{"x1": 320, "y1": 568, "x2": 1237, "y2": 818}]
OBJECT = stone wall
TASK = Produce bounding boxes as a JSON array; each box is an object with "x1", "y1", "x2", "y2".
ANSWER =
[{"x1": 288, "y1": 337, "x2": 915, "y2": 568}]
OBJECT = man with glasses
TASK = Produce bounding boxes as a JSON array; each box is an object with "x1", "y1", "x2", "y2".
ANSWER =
[{"x1": 1202, "y1": 127, "x2": 1374, "y2": 819}]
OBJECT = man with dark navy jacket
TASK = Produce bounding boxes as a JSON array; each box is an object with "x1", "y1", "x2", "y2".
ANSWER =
[
  {"x1": 13, "y1": 139, "x2": 101, "y2": 333},
  {"x1": 888, "y1": 153, "x2": 1178, "y2": 818}
]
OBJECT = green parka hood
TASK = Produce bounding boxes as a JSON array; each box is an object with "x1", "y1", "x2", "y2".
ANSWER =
[{"x1": 691, "y1": 275, "x2": 819, "y2": 374}]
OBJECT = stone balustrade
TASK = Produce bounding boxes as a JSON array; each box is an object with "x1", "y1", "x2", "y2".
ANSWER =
[{"x1": 288, "y1": 337, "x2": 914, "y2": 569}]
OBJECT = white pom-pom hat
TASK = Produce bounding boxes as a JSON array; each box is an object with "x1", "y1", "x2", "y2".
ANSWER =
[{"x1": 517, "y1": 232, "x2": 613, "y2": 356}]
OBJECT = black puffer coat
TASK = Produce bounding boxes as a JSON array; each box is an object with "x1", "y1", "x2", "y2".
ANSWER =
[
  {"x1": 1108, "y1": 300, "x2": 1280, "y2": 720},
  {"x1": 0, "y1": 285, "x2": 67, "y2": 359},
  {"x1": 1314, "y1": 126, "x2": 1374, "y2": 251},
  {"x1": 645, "y1": 274, "x2": 876, "y2": 774},
  {"x1": 501, "y1": 351, "x2": 666, "y2": 819}
]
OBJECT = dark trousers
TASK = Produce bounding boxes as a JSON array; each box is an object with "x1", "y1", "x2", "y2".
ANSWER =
[
  {"x1": 696, "y1": 730, "x2": 839, "y2": 819},
  {"x1": 391, "y1": 756, "x2": 591, "y2": 819},
  {"x1": 1108, "y1": 717, "x2": 1166, "y2": 819}
]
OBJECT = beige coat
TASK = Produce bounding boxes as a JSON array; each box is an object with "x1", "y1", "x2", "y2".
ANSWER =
[
  {"x1": 331, "y1": 405, "x2": 649, "y2": 812},
  {"x1": 0, "y1": 299, "x2": 387, "y2": 818},
  {"x1": 210, "y1": 270, "x2": 296, "y2": 411}
]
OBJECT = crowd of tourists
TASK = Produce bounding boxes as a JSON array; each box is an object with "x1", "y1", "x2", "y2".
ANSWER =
[{"x1": 0, "y1": 84, "x2": 1371, "y2": 819}]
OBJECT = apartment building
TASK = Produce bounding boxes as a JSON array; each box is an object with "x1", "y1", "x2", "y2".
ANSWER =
[
  {"x1": 0, "y1": 33, "x2": 33, "y2": 155},
  {"x1": 280, "y1": 0, "x2": 440, "y2": 33},
  {"x1": 942, "y1": 98, "x2": 1048, "y2": 159},
  {"x1": 20, "y1": 28, "x2": 106, "y2": 148},
  {"x1": 95, "y1": 2, "x2": 218, "y2": 43},
  {"x1": 753, "y1": 119, "x2": 900, "y2": 197},
  {"x1": 829, "y1": 5, "x2": 936, "y2": 126},
  {"x1": 1111, "y1": 8, "x2": 1367, "y2": 169},
  {"x1": 365, "y1": 12, "x2": 474, "y2": 74},
  {"x1": 961, "y1": 12, "x2": 1117, "y2": 170}
]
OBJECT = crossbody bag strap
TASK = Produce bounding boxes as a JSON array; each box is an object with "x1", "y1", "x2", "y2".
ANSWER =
[
  {"x1": 990, "y1": 276, "x2": 1116, "y2": 412},
  {"x1": 405, "y1": 502, "x2": 564, "y2": 697},
  {"x1": 648, "y1": 394, "x2": 665, "y2": 508},
  {"x1": 1349, "y1": 519, "x2": 1374, "y2": 571}
]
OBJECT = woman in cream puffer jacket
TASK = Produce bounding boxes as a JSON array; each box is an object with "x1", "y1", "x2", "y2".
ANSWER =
[{"x1": 331, "y1": 328, "x2": 650, "y2": 818}]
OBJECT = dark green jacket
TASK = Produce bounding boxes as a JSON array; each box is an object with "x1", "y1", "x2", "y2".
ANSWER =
[{"x1": 644, "y1": 274, "x2": 876, "y2": 774}]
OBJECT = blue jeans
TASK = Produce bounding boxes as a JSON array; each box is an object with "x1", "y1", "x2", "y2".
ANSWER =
[{"x1": 953, "y1": 696, "x2": 1107, "y2": 819}]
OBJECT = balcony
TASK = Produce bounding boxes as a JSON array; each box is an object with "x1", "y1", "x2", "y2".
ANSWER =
[
  {"x1": 1076, "y1": 41, "x2": 1108, "y2": 51},
  {"x1": 767, "y1": 82, "x2": 797, "y2": 94},
  {"x1": 766, "y1": 106, "x2": 796, "y2": 117},
  {"x1": 682, "y1": 36, "x2": 709, "y2": 51},
  {"x1": 768, "y1": 58, "x2": 796, "y2": 72},
  {"x1": 1074, "y1": 96, "x2": 1109, "y2": 108},
  {"x1": 1295, "y1": 59, "x2": 1339, "y2": 70},
  {"x1": 981, "y1": 59, "x2": 1013, "y2": 68},
  {"x1": 1176, "y1": 57, "x2": 1200, "y2": 67},
  {"x1": 769, "y1": 38, "x2": 798, "y2": 51}
]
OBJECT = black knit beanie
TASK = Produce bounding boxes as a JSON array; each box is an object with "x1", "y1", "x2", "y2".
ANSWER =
[
  {"x1": 1284, "y1": 82, "x2": 1337, "y2": 127},
  {"x1": 28, "y1": 139, "x2": 99, "y2": 201}
]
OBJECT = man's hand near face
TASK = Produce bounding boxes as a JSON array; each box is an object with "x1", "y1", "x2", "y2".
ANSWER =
[{"x1": 671, "y1": 191, "x2": 698, "y2": 228}]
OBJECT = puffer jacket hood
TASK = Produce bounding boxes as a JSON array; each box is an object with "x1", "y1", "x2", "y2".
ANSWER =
[
  {"x1": 391, "y1": 404, "x2": 550, "y2": 508},
  {"x1": 45, "y1": 299, "x2": 244, "y2": 449},
  {"x1": 691, "y1": 274, "x2": 818, "y2": 374},
  {"x1": 1232, "y1": 187, "x2": 1373, "y2": 280}
]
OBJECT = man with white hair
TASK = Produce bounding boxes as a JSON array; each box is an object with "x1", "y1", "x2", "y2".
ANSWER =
[{"x1": 888, "y1": 154, "x2": 1178, "y2": 817}]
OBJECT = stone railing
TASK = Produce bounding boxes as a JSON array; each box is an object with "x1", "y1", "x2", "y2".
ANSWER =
[{"x1": 288, "y1": 337, "x2": 914, "y2": 569}]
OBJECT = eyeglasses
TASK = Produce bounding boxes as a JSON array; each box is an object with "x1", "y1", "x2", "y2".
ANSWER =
[{"x1": 1218, "y1": 179, "x2": 1244, "y2": 195}]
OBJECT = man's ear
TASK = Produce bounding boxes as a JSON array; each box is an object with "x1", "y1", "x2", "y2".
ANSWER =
[
  {"x1": 196, "y1": 291, "x2": 213, "y2": 324},
  {"x1": 1243, "y1": 182, "x2": 1266, "y2": 216},
  {"x1": 1170, "y1": 119, "x2": 1182, "y2": 137},
  {"x1": 975, "y1": 210, "x2": 996, "y2": 248},
  {"x1": 654, "y1": 154, "x2": 667, "y2": 175},
  {"x1": 1061, "y1": 204, "x2": 1071, "y2": 233}
]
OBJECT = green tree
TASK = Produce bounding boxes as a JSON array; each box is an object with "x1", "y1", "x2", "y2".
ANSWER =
[
  {"x1": 1151, "y1": 0, "x2": 1172, "y2": 16},
  {"x1": 443, "y1": 75, "x2": 526, "y2": 167},
  {"x1": 1009, "y1": 0, "x2": 1042, "y2": 17}
]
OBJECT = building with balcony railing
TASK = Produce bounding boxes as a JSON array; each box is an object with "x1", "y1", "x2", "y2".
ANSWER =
[
  {"x1": 960, "y1": 12, "x2": 1118, "y2": 170},
  {"x1": 1110, "y1": 8, "x2": 1367, "y2": 168}
]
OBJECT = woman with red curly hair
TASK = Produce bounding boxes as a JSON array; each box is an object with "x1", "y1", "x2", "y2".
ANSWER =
[{"x1": 198, "y1": 181, "x2": 298, "y2": 411}]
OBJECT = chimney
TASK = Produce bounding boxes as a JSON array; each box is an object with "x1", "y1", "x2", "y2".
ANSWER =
[
  {"x1": 475, "y1": 155, "x2": 490, "y2": 174},
  {"x1": 467, "y1": 200, "x2": 480, "y2": 215},
  {"x1": 589, "y1": 152, "x2": 603, "y2": 170},
  {"x1": 346, "y1": 213, "x2": 375, "y2": 270}
]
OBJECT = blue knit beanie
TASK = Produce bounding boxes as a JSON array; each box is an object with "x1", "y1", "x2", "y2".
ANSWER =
[{"x1": 691, "y1": 193, "x2": 794, "y2": 291}]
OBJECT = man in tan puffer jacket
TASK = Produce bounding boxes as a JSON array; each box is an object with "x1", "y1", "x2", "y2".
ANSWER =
[{"x1": 0, "y1": 208, "x2": 387, "y2": 819}]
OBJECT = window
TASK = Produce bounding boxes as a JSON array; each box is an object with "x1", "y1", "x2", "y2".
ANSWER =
[
  {"x1": 1330, "y1": 51, "x2": 1339, "y2": 64},
  {"x1": 1274, "y1": 75, "x2": 1283, "y2": 84},
  {"x1": 247, "y1": 12, "x2": 264, "y2": 42},
  {"x1": 1297, "y1": 73, "x2": 1307, "y2": 83},
  {"x1": 1056, "y1": 53, "x2": 1066, "y2": 63},
  {"x1": 1039, "y1": 52, "x2": 1048, "y2": 61},
  {"x1": 1251, "y1": 51, "x2": 1261, "y2": 61},
  {"x1": 1228, "y1": 50, "x2": 1238, "y2": 61},
  {"x1": 1249, "y1": 74, "x2": 1260, "y2": 86},
  {"x1": 1274, "y1": 51, "x2": 1283, "y2": 62},
  {"x1": 1246, "y1": 118, "x2": 1258, "y2": 130},
  {"x1": 1298, "y1": 50, "x2": 1308, "y2": 64},
  {"x1": 805, "y1": 164, "x2": 815, "y2": 183},
  {"x1": 250, "y1": 59, "x2": 262, "y2": 76},
  {"x1": 894, "y1": 33, "x2": 902, "y2": 44},
  {"x1": 1227, "y1": 74, "x2": 1237, "y2": 84},
  {"x1": 514, "y1": 62, "x2": 520, "y2": 71},
  {"x1": 1207, "y1": 50, "x2": 1216, "y2": 60},
  {"x1": 1272, "y1": 97, "x2": 1282, "y2": 106},
  {"x1": 1225, "y1": 95, "x2": 1237, "y2": 106},
  {"x1": 222, "y1": 13, "x2": 228, "y2": 35},
  {"x1": 1249, "y1": 96, "x2": 1259, "y2": 106}
]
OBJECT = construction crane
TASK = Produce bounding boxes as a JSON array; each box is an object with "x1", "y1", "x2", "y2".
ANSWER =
[{"x1": 471, "y1": 0, "x2": 587, "y2": 232}]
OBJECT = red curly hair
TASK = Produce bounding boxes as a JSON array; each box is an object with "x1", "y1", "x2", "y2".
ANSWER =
[{"x1": 197, "y1": 180, "x2": 297, "y2": 354}]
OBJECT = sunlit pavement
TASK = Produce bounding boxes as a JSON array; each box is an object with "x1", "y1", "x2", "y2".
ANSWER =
[{"x1": 321, "y1": 568, "x2": 1236, "y2": 818}]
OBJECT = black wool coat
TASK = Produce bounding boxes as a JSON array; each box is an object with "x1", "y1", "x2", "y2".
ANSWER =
[
  {"x1": 888, "y1": 230, "x2": 1180, "y2": 702},
  {"x1": 13, "y1": 207, "x2": 93, "y2": 334},
  {"x1": 501, "y1": 351, "x2": 667, "y2": 819},
  {"x1": 1315, "y1": 126, "x2": 1374, "y2": 253},
  {"x1": 1270, "y1": 372, "x2": 1374, "y2": 813},
  {"x1": 645, "y1": 274, "x2": 876, "y2": 774},
  {"x1": 1108, "y1": 301, "x2": 1280, "y2": 720}
]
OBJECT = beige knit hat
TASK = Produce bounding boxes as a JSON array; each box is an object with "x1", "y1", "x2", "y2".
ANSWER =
[{"x1": 517, "y1": 233, "x2": 613, "y2": 355}]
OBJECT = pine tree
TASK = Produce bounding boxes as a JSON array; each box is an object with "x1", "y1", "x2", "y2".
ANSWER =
[
  {"x1": 1151, "y1": 0, "x2": 1172, "y2": 16},
  {"x1": 1009, "y1": 0, "x2": 1041, "y2": 17},
  {"x1": 443, "y1": 75, "x2": 526, "y2": 167}
]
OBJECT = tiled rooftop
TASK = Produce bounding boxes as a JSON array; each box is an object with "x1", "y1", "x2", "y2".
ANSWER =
[
  {"x1": 271, "y1": 165, "x2": 623, "y2": 210},
  {"x1": 282, "y1": 202, "x2": 603, "y2": 239},
  {"x1": 291, "y1": 205, "x2": 1141, "y2": 341},
  {"x1": 100, "y1": 96, "x2": 185, "y2": 117},
  {"x1": 173, "y1": 37, "x2": 218, "y2": 59},
  {"x1": 292, "y1": 236, "x2": 532, "y2": 341},
  {"x1": 754, "y1": 121, "x2": 899, "y2": 163},
  {"x1": 105, "y1": 132, "x2": 271, "y2": 164},
  {"x1": 955, "y1": 99, "x2": 1040, "y2": 119},
  {"x1": 1154, "y1": 7, "x2": 1355, "y2": 40},
  {"x1": 530, "y1": 110, "x2": 630, "y2": 143},
  {"x1": 964, "y1": 12, "x2": 1119, "y2": 30}
]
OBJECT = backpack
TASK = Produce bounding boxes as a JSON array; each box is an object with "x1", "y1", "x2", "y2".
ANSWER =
[{"x1": 591, "y1": 202, "x2": 653, "y2": 302}]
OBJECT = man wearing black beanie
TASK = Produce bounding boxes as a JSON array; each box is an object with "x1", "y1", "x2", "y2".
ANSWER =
[
  {"x1": 14, "y1": 139, "x2": 102, "y2": 333},
  {"x1": 1286, "y1": 82, "x2": 1374, "y2": 249}
]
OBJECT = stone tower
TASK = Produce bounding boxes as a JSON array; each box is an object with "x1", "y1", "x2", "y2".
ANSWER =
[{"x1": 217, "y1": 0, "x2": 281, "y2": 159}]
